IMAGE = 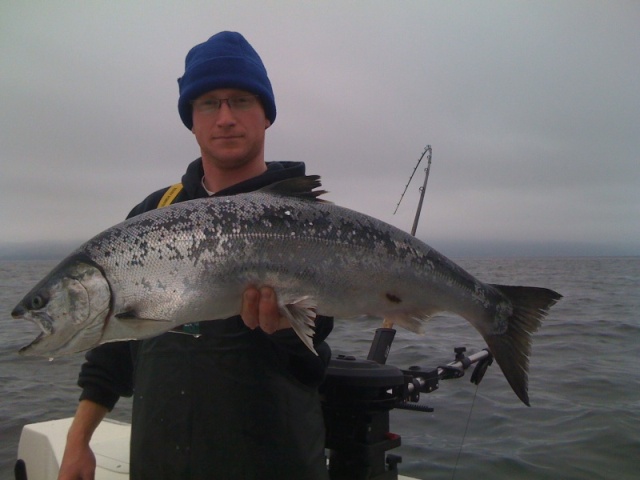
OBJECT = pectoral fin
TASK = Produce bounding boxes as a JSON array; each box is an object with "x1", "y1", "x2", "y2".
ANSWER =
[{"x1": 102, "y1": 311, "x2": 174, "y2": 342}]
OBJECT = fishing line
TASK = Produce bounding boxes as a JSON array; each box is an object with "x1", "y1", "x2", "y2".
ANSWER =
[{"x1": 450, "y1": 382, "x2": 481, "y2": 480}]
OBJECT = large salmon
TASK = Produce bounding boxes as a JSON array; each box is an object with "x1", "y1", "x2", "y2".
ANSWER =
[{"x1": 11, "y1": 176, "x2": 561, "y2": 405}]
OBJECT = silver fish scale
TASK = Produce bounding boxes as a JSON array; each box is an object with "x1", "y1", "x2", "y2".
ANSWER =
[{"x1": 72, "y1": 191, "x2": 497, "y2": 324}]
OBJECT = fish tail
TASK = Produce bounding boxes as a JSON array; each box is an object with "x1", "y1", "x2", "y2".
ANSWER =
[{"x1": 484, "y1": 285, "x2": 562, "y2": 406}]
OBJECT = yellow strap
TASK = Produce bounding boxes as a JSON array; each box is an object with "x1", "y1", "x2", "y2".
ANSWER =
[{"x1": 157, "y1": 183, "x2": 184, "y2": 208}]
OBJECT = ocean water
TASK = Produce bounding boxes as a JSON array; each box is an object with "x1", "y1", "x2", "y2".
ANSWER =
[{"x1": 1, "y1": 257, "x2": 638, "y2": 479}]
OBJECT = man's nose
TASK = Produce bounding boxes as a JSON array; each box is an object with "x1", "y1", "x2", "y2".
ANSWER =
[{"x1": 215, "y1": 101, "x2": 236, "y2": 125}]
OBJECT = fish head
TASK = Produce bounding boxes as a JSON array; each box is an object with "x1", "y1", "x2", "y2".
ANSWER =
[{"x1": 11, "y1": 255, "x2": 111, "y2": 357}]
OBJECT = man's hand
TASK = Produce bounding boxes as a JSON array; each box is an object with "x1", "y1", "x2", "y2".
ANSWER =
[
  {"x1": 57, "y1": 442, "x2": 97, "y2": 480},
  {"x1": 241, "y1": 286, "x2": 292, "y2": 334}
]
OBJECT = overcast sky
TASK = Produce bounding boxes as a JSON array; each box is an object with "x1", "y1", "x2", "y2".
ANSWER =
[{"x1": 2, "y1": 1, "x2": 638, "y2": 257}]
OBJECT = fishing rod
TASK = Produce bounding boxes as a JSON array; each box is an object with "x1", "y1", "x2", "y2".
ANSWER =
[
  {"x1": 393, "y1": 145, "x2": 432, "y2": 217},
  {"x1": 410, "y1": 145, "x2": 432, "y2": 236}
]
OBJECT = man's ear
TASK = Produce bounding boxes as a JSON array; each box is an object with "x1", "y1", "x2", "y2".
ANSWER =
[{"x1": 265, "y1": 119, "x2": 271, "y2": 129}]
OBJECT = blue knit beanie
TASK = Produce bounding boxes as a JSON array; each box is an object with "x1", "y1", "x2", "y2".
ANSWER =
[{"x1": 177, "y1": 31, "x2": 276, "y2": 130}]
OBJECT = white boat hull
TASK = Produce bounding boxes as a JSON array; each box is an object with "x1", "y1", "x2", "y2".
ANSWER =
[
  {"x1": 17, "y1": 417, "x2": 420, "y2": 480},
  {"x1": 17, "y1": 417, "x2": 129, "y2": 480}
]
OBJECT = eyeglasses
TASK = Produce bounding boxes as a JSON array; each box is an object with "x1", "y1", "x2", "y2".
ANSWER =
[{"x1": 191, "y1": 94, "x2": 260, "y2": 114}]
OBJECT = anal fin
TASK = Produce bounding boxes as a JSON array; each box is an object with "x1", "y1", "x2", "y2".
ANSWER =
[{"x1": 279, "y1": 296, "x2": 318, "y2": 355}]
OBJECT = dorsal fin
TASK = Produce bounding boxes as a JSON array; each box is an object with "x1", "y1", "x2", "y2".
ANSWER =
[{"x1": 259, "y1": 175, "x2": 330, "y2": 202}]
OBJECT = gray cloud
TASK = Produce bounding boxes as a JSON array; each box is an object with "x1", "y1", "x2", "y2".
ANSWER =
[{"x1": 2, "y1": 1, "x2": 638, "y2": 256}]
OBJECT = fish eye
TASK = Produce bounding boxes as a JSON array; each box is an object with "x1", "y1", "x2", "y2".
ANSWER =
[{"x1": 29, "y1": 295, "x2": 47, "y2": 310}]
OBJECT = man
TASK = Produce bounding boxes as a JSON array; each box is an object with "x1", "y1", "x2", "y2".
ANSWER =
[{"x1": 58, "y1": 31, "x2": 333, "y2": 480}]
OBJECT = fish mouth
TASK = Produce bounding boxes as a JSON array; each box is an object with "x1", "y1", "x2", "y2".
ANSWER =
[
  {"x1": 19, "y1": 332, "x2": 46, "y2": 355},
  {"x1": 18, "y1": 306, "x2": 110, "y2": 358},
  {"x1": 20, "y1": 311, "x2": 55, "y2": 336},
  {"x1": 15, "y1": 311, "x2": 56, "y2": 355}
]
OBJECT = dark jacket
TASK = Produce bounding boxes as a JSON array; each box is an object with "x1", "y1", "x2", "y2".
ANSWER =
[{"x1": 78, "y1": 159, "x2": 332, "y2": 480}]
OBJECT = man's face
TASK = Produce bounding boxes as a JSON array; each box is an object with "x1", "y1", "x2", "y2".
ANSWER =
[{"x1": 191, "y1": 88, "x2": 271, "y2": 171}]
